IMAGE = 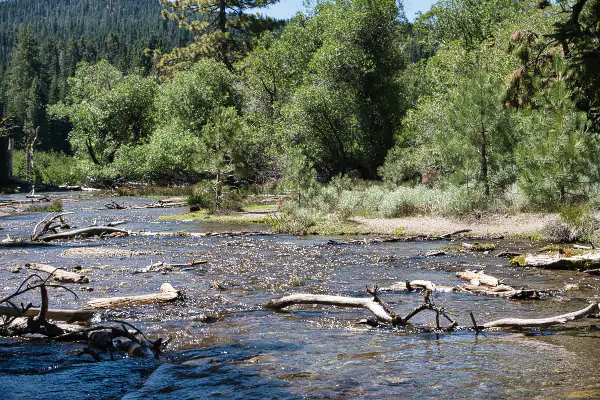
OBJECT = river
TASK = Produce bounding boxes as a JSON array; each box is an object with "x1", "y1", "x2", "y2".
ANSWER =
[{"x1": 0, "y1": 193, "x2": 599, "y2": 399}]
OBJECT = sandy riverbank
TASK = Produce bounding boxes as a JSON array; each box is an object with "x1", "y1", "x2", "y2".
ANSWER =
[{"x1": 353, "y1": 213, "x2": 557, "y2": 238}]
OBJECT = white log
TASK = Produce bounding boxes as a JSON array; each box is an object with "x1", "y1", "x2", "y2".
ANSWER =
[
  {"x1": 85, "y1": 283, "x2": 181, "y2": 309},
  {"x1": 380, "y1": 280, "x2": 455, "y2": 293},
  {"x1": 456, "y1": 270, "x2": 499, "y2": 287},
  {"x1": 25, "y1": 263, "x2": 89, "y2": 283},
  {"x1": 265, "y1": 294, "x2": 393, "y2": 323},
  {"x1": 40, "y1": 226, "x2": 129, "y2": 241},
  {"x1": 482, "y1": 303, "x2": 599, "y2": 328},
  {"x1": 0, "y1": 306, "x2": 94, "y2": 322}
]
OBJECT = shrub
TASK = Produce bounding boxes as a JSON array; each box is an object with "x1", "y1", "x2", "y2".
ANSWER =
[
  {"x1": 13, "y1": 150, "x2": 84, "y2": 186},
  {"x1": 189, "y1": 179, "x2": 243, "y2": 213},
  {"x1": 26, "y1": 199, "x2": 63, "y2": 212}
]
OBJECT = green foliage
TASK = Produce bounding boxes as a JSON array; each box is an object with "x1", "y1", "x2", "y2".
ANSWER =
[
  {"x1": 5, "y1": 25, "x2": 46, "y2": 140},
  {"x1": 265, "y1": 204, "x2": 320, "y2": 235},
  {"x1": 158, "y1": 0, "x2": 281, "y2": 71},
  {"x1": 12, "y1": 150, "x2": 83, "y2": 186},
  {"x1": 441, "y1": 69, "x2": 517, "y2": 194},
  {"x1": 516, "y1": 59, "x2": 599, "y2": 207},
  {"x1": 25, "y1": 199, "x2": 63, "y2": 213},
  {"x1": 189, "y1": 179, "x2": 242, "y2": 213},
  {"x1": 414, "y1": 0, "x2": 527, "y2": 51},
  {"x1": 557, "y1": 204, "x2": 598, "y2": 242},
  {"x1": 49, "y1": 61, "x2": 157, "y2": 166}
]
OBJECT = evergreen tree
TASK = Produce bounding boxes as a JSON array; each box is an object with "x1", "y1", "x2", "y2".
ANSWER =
[
  {"x1": 516, "y1": 59, "x2": 599, "y2": 206},
  {"x1": 5, "y1": 25, "x2": 47, "y2": 145},
  {"x1": 158, "y1": 0, "x2": 281, "y2": 71}
]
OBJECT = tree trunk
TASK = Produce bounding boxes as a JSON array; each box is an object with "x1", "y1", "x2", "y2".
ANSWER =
[
  {"x1": 480, "y1": 123, "x2": 489, "y2": 197},
  {"x1": 215, "y1": 169, "x2": 221, "y2": 211},
  {"x1": 0, "y1": 136, "x2": 8, "y2": 185},
  {"x1": 218, "y1": 0, "x2": 232, "y2": 70}
]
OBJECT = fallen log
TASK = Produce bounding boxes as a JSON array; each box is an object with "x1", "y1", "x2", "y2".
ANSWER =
[
  {"x1": 265, "y1": 294, "x2": 394, "y2": 323},
  {"x1": 136, "y1": 259, "x2": 207, "y2": 273},
  {"x1": 456, "y1": 270, "x2": 499, "y2": 287},
  {"x1": 106, "y1": 220, "x2": 127, "y2": 227},
  {"x1": 440, "y1": 229, "x2": 471, "y2": 239},
  {"x1": 379, "y1": 280, "x2": 456, "y2": 293},
  {"x1": 496, "y1": 250, "x2": 523, "y2": 258},
  {"x1": 40, "y1": 226, "x2": 129, "y2": 241},
  {"x1": 85, "y1": 283, "x2": 182, "y2": 309},
  {"x1": 481, "y1": 303, "x2": 599, "y2": 328},
  {"x1": 456, "y1": 285, "x2": 539, "y2": 300},
  {"x1": 425, "y1": 251, "x2": 446, "y2": 257},
  {"x1": 25, "y1": 263, "x2": 89, "y2": 283},
  {"x1": 0, "y1": 306, "x2": 93, "y2": 322},
  {"x1": 586, "y1": 269, "x2": 600, "y2": 275},
  {"x1": 31, "y1": 211, "x2": 74, "y2": 241}
]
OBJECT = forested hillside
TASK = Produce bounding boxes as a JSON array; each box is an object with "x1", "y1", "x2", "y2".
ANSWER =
[
  {"x1": 0, "y1": 0, "x2": 190, "y2": 70},
  {"x1": 0, "y1": 0, "x2": 191, "y2": 152}
]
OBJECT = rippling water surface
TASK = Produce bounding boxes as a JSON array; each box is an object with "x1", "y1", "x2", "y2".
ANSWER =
[{"x1": 0, "y1": 193, "x2": 599, "y2": 399}]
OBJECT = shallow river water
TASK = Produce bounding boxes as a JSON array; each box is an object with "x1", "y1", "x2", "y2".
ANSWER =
[{"x1": 0, "y1": 193, "x2": 599, "y2": 399}]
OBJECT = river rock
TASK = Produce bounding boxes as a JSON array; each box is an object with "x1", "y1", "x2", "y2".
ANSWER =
[{"x1": 510, "y1": 251, "x2": 600, "y2": 270}]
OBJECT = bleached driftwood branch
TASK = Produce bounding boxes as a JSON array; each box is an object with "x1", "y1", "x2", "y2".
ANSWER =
[
  {"x1": 40, "y1": 226, "x2": 129, "y2": 241},
  {"x1": 481, "y1": 303, "x2": 599, "y2": 328},
  {"x1": 85, "y1": 283, "x2": 182, "y2": 309},
  {"x1": 0, "y1": 306, "x2": 93, "y2": 322},
  {"x1": 25, "y1": 263, "x2": 89, "y2": 283},
  {"x1": 265, "y1": 294, "x2": 394, "y2": 323}
]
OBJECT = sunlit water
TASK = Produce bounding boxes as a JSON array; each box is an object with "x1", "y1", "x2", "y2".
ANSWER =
[{"x1": 0, "y1": 193, "x2": 599, "y2": 399}]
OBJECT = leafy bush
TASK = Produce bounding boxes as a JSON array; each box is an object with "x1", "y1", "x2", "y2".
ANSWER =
[
  {"x1": 265, "y1": 204, "x2": 320, "y2": 235},
  {"x1": 13, "y1": 150, "x2": 84, "y2": 186},
  {"x1": 189, "y1": 179, "x2": 243, "y2": 213},
  {"x1": 25, "y1": 199, "x2": 63, "y2": 212}
]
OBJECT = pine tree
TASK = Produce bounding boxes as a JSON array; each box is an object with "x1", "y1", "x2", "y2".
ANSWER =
[
  {"x1": 5, "y1": 25, "x2": 47, "y2": 145},
  {"x1": 158, "y1": 0, "x2": 281, "y2": 71}
]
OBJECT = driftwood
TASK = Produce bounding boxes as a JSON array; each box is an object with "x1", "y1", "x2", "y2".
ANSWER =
[
  {"x1": 103, "y1": 200, "x2": 187, "y2": 211},
  {"x1": 379, "y1": 280, "x2": 456, "y2": 293},
  {"x1": 25, "y1": 263, "x2": 89, "y2": 283},
  {"x1": 456, "y1": 285, "x2": 539, "y2": 299},
  {"x1": 40, "y1": 226, "x2": 129, "y2": 241},
  {"x1": 481, "y1": 303, "x2": 599, "y2": 328},
  {"x1": 85, "y1": 283, "x2": 182, "y2": 309},
  {"x1": 455, "y1": 270, "x2": 539, "y2": 299},
  {"x1": 380, "y1": 273, "x2": 539, "y2": 300},
  {"x1": 31, "y1": 212, "x2": 73, "y2": 241},
  {"x1": 496, "y1": 250, "x2": 523, "y2": 258},
  {"x1": 440, "y1": 229, "x2": 471, "y2": 239},
  {"x1": 265, "y1": 294, "x2": 394, "y2": 323},
  {"x1": 266, "y1": 287, "x2": 457, "y2": 330},
  {"x1": 134, "y1": 230, "x2": 268, "y2": 238},
  {"x1": 266, "y1": 288, "x2": 596, "y2": 331},
  {"x1": 106, "y1": 220, "x2": 127, "y2": 227},
  {"x1": 0, "y1": 306, "x2": 93, "y2": 322},
  {"x1": 0, "y1": 273, "x2": 168, "y2": 360},
  {"x1": 425, "y1": 251, "x2": 447, "y2": 257},
  {"x1": 456, "y1": 270, "x2": 499, "y2": 287},
  {"x1": 136, "y1": 259, "x2": 207, "y2": 273}
]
